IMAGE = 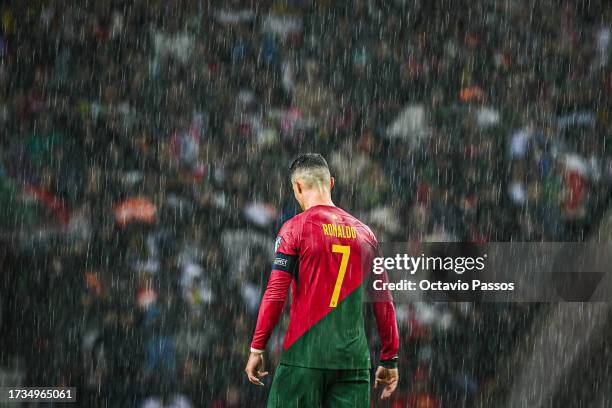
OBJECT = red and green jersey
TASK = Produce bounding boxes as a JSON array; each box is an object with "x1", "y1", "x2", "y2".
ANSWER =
[{"x1": 251, "y1": 204, "x2": 399, "y2": 369}]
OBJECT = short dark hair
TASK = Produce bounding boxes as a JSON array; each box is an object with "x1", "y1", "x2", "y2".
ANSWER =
[
  {"x1": 289, "y1": 154, "x2": 331, "y2": 187},
  {"x1": 289, "y1": 153, "x2": 329, "y2": 175}
]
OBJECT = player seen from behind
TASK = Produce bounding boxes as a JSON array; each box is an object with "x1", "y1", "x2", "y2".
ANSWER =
[{"x1": 245, "y1": 153, "x2": 400, "y2": 407}]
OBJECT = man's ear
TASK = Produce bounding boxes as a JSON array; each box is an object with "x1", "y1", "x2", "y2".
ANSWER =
[
  {"x1": 295, "y1": 180, "x2": 303, "y2": 194},
  {"x1": 330, "y1": 176, "x2": 335, "y2": 190}
]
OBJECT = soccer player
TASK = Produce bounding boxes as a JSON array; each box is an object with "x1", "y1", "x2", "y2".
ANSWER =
[{"x1": 245, "y1": 154, "x2": 400, "y2": 407}]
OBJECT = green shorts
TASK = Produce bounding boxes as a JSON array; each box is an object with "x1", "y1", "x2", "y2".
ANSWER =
[{"x1": 267, "y1": 364, "x2": 370, "y2": 408}]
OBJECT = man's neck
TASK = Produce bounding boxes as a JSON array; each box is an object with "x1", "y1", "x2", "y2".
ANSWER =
[{"x1": 302, "y1": 192, "x2": 335, "y2": 211}]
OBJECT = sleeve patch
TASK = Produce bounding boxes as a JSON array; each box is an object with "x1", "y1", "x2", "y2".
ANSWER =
[{"x1": 274, "y1": 236, "x2": 283, "y2": 252}]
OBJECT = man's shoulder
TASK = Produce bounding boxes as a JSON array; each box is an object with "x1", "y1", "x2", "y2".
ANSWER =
[
  {"x1": 332, "y1": 207, "x2": 378, "y2": 244},
  {"x1": 275, "y1": 215, "x2": 306, "y2": 253},
  {"x1": 277, "y1": 212, "x2": 307, "y2": 236},
  {"x1": 338, "y1": 207, "x2": 373, "y2": 230}
]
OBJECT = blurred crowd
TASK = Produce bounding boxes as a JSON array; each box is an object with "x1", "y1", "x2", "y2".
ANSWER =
[{"x1": 0, "y1": 0, "x2": 611, "y2": 407}]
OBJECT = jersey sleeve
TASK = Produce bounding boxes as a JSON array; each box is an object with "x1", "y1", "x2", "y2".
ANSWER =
[
  {"x1": 373, "y1": 300, "x2": 399, "y2": 366},
  {"x1": 250, "y1": 270, "x2": 293, "y2": 351},
  {"x1": 274, "y1": 218, "x2": 300, "y2": 256},
  {"x1": 250, "y1": 219, "x2": 300, "y2": 351},
  {"x1": 370, "y1": 243, "x2": 400, "y2": 367}
]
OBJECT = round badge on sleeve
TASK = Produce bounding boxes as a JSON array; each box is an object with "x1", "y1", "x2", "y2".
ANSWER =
[{"x1": 275, "y1": 236, "x2": 283, "y2": 252}]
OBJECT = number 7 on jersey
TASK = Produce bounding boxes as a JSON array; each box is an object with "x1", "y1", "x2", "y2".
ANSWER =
[{"x1": 329, "y1": 244, "x2": 350, "y2": 307}]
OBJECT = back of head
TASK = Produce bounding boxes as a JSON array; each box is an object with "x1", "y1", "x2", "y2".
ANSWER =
[{"x1": 290, "y1": 153, "x2": 331, "y2": 192}]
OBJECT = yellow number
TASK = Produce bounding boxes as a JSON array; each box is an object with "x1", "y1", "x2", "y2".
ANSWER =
[{"x1": 329, "y1": 244, "x2": 350, "y2": 307}]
